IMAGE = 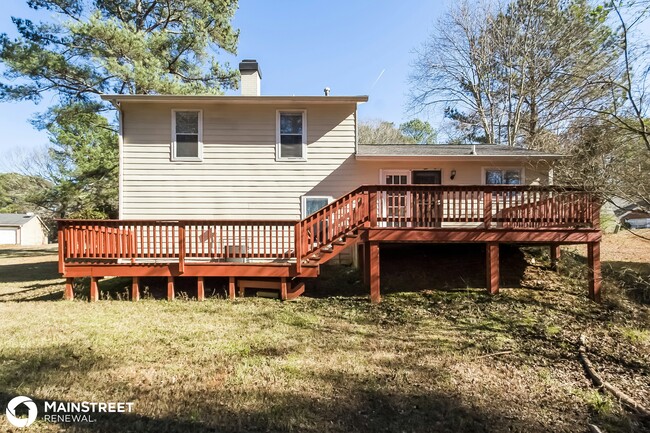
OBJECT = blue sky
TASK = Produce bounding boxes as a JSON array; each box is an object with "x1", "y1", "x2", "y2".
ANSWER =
[{"x1": 0, "y1": 0, "x2": 446, "y2": 166}]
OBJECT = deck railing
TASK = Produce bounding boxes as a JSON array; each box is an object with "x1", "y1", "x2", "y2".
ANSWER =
[
  {"x1": 58, "y1": 185, "x2": 599, "y2": 270},
  {"x1": 367, "y1": 185, "x2": 599, "y2": 229},
  {"x1": 58, "y1": 219, "x2": 296, "y2": 272}
]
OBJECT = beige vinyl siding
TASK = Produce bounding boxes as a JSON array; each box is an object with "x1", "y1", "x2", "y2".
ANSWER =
[
  {"x1": 121, "y1": 102, "x2": 357, "y2": 220},
  {"x1": 121, "y1": 101, "x2": 551, "y2": 221},
  {"x1": 305, "y1": 159, "x2": 551, "y2": 198}
]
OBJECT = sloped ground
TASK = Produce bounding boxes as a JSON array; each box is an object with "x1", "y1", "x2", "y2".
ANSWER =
[{"x1": 0, "y1": 232, "x2": 648, "y2": 432}]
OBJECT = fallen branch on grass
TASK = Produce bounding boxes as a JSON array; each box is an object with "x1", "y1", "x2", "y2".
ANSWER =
[
  {"x1": 578, "y1": 334, "x2": 650, "y2": 418},
  {"x1": 587, "y1": 424, "x2": 603, "y2": 433},
  {"x1": 474, "y1": 350, "x2": 513, "y2": 359}
]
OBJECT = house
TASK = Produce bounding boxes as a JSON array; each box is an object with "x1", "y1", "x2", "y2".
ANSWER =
[
  {"x1": 612, "y1": 200, "x2": 650, "y2": 229},
  {"x1": 57, "y1": 60, "x2": 602, "y2": 303},
  {"x1": 0, "y1": 213, "x2": 49, "y2": 245}
]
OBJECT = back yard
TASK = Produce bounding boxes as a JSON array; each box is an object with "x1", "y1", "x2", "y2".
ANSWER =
[{"x1": 0, "y1": 232, "x2": 648, "y2": 432}]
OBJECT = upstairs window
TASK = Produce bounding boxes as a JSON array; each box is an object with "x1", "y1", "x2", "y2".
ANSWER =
[
  {"x1": 485, "y1": 168, "x2": 522, "y2": 185},
  {"x1": 172, "y1": 110, "x2": 202, "y2": 161},
  {"x1": 276, "y1": 110, "x2": 306, "y2": 161}
]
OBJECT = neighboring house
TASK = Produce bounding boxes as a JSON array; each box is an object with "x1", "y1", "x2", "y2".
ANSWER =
[
  {"x1": 618, "y1": 205, "x2": 650, "y2": 229},
  {"x1": 0, "y1": 213, "x2": 49, "y2": 246},
  {"x1": 57, "y1": 60, "x2": 602, "y2": 304}
]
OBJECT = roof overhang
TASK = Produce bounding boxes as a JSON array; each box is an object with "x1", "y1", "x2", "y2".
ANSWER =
[{"x1": 100, "y1": 95, "x2": 368, "y2": 104}]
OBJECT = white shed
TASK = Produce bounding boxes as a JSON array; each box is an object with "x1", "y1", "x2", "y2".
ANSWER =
[{"x1": 0, "y1": 213, "x2": 49, "y2": 246}]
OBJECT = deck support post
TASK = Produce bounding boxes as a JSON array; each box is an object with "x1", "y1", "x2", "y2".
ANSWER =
[
  {"x1": 89, "y1": 277, "x2": 99, "y2": 302},
  {"x1": 131, "y1": 277, "x2": 139, "y2": 301},
  {"x1": 369, "y1": 242, "x2": 381, "y2": 304},
  {"x1": 486, "y1": 242, "x2": 500, "y2": 295},
  {"x1": 167, "y1": 277, "x2": 175, "y2": 301},
  {"x1": 64, "y1": 277, "x2": 74, "y2": 300},
  {"x1": 228, "y1": 277, "x2": 236, "y2": 299},
  {"x1": 280, "y1": 277, "x2": 288, "y2": 301},
  {"x1": 550, "y1": 244, "x2": 561, "y2": 271},
  {"x1": 363, "y1": 242, "x2": 371, "y2": 286},
  {"x1": 587, "y1": 242, "x2": 602, "y2": 303},
  {"x1": 197, "y1": 276, "x2": 205, "y2": 301}
]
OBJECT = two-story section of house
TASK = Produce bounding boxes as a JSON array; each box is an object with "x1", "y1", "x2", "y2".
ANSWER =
[{"x1": 105, "y1": 59, "x2": 556, "y2": 222}]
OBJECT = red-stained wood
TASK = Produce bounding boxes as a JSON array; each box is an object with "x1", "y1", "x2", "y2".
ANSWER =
[
  {"x1": 369, "y1": 242, "x2": 380, "y2": 304},
  {"x1": 131, "y1": 277, "x2": 140, "y2": 302},
  {"x1": 228, "y1": 276, "x2": 235, "y2": 299},
  {"x1": 64, "y1": 277, "x2": 74, "y2": 300},
  {"x1": 197, "y1": 276, "x2": 205, "y2": 301},
  {"x1": 294, "y1": 223, "x2": 302, "y2": 274},
  {"x1": 367, "y1": 227, "x2": 601, "y2": 244},
  {"x1": 280, "y1": 277, "x2": 288, "y2": 301},
  {"x1": 486, "y1": 242, "x2": 500, "y2": 295},
  {"x1": 89, "y1": 276, "x2": 99, "y2": 302},
  {"x1": 287, "y1": 281, "x2": 305, "y2": 300},
  {"x1": 363, "y1": 241, "x2": 370, "y2": 286},
  {"x1": 483, "y1": 191, "x2": 492, "y2": 228},
  {"x1": 550, "y1": 244, "x2": 561, "y2": 270},
  {"x1": 588, "y1": 242, "x2": 602, "y2": 302},
  {"x1": 58, "y1": 226, "x2": 66, "y2": 274},
  {"x1": 178, "y1": 225, "x2": 186, "y2": 274},
  {"x1": 167, "y1": 276, "x2": 175, "y2": 301}
]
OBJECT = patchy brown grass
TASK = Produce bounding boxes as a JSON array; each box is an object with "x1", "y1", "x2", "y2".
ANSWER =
[{"x1": 0, "y1": 237, "x2": 648, "y2": 432}]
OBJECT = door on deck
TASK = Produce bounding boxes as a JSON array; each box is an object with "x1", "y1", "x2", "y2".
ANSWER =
[
  {"x1": 412, "y1": 170, "x2": 442, "y2": 227},
  {"x1": 382, "y1": 171, "x2": 410, "y2": 227}
]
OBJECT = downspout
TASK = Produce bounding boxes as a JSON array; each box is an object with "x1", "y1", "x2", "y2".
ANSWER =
[
  {"x1": 354, "y1": 104, "x2": 359, "y2": 155},
  {"x1": 109, "y1": 99, "x2": 124, "y2": 220}
]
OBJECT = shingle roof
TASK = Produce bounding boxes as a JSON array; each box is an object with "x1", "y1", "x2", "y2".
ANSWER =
[
  {"x1": 357, "y1": 144, "x2": 560, "y2": 158},
  {"x1": 0, "y1": 213, "x2": 38, "y2": 227}
]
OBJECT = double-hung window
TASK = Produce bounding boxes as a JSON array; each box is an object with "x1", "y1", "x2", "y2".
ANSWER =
[
  {"x1": 485, "y1": 168, "x2": 522, "y2": 185},
  {"x1": 301, "y1": 196, "x2": 332, "y2": 218},
  {"x1": 172, "y1": 110, "x2": 202, "y2": 161},
  {"x1": 277, "y1": 110, "x2": 306, "y2": 161}
]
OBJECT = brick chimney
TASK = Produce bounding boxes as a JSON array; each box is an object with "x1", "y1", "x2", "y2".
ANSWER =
[{"x1": 239, "y1": 59, "x2": 262, "y2": 96}]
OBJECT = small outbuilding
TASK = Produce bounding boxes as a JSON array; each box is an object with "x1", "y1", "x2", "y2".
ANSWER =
[{"x1": 0, "y1": 213, "x2": 49, "y2": 245}]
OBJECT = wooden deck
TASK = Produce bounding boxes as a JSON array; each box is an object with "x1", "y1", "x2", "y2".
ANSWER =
[{"x1": 58, "y1": 185, "x2": 602, "y2": 302}]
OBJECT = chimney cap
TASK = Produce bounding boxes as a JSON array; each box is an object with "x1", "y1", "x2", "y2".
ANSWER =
[{"x1": 239, "y1": 59, "x2": 262, "y2": 79}]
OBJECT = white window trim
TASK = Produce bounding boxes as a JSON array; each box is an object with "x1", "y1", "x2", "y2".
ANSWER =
[
  {"x1": 171, "y1": 109, "x2": 203, "y2": 162},
  {"x1": 379, "y1": 169, "x2": 411, "y2": 184},
  {"x1": 276, "y1": 110, "x2": 307, "y2": 162},
  {"x1": 481, "y1": 167, "x2": 525, "y2": 185},
  {"x1": 301, "y1": 195, "x2": 334, "y2": 218}
]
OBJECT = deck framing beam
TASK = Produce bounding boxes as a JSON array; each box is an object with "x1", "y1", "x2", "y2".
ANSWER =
[{"x1": 366, "y1": 228, "x2": 601, "y2": 244}]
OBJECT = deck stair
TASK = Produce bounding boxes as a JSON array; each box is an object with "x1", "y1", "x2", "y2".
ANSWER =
[{"x1": 237, "y1": 278, "x2": 305, "y2": 300}]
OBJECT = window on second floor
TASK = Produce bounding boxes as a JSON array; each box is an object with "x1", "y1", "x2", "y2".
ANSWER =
[
  {"x1": 276, "y1": 110, "x2": 306, "y2": 161},
  {"x1": 485, "y1": 168, "x2": 522, "y2": 185},
  {"x1": 172, "y1": 110, "x2": 202, "y2": 161}
]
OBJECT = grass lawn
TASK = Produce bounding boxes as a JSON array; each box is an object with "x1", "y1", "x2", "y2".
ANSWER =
[{"x1": 0, "y1": 233, "x2": 648, "y2": 432}]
